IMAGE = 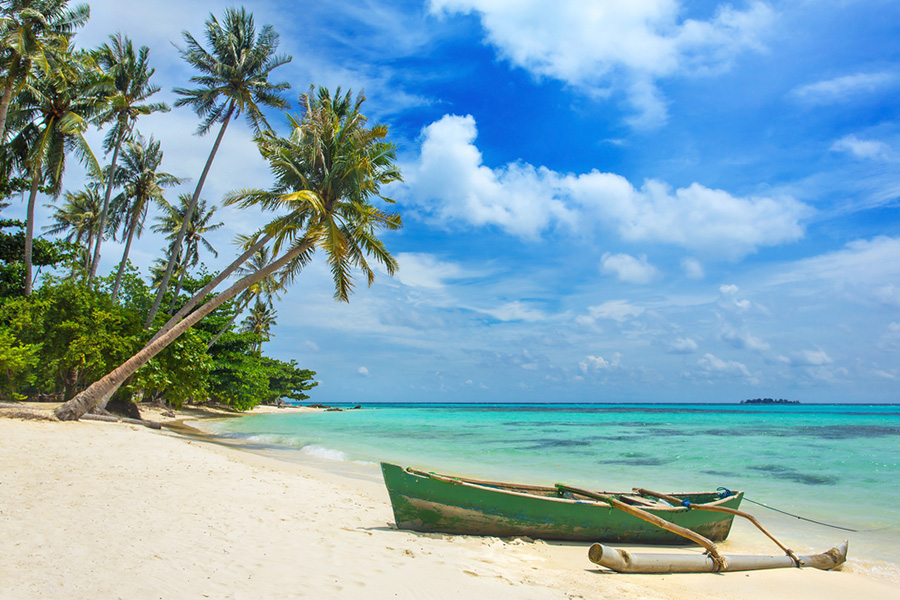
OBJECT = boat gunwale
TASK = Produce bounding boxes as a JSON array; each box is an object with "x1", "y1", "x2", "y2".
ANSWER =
[{"x1": 395, "y1": 464, "x2": 743, "y2": 513}]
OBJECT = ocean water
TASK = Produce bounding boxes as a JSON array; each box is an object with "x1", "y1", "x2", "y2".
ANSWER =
[{"x1": 205, "y1": 402, "x2": 900, "y2": 578}]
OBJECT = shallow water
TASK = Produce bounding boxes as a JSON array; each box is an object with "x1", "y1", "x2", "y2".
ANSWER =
[{"x1": 206, "y1": 402, "x2": 900, "y2": 578}]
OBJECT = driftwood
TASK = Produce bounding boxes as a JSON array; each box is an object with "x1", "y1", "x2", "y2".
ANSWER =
[
  {"x1": 80, "y1": 413, "x2": 162, "y2": 430},
  {"x1": 588, "y1": 541, "x2": 848, "y2": 573}
]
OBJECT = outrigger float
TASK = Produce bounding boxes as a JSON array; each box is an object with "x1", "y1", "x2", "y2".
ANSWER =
[{"x1": 381, "y1": 463, "x2": 849, "y2": 574}]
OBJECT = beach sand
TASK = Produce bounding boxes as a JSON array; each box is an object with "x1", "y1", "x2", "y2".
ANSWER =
[{"x1": 1, "y1": 405, "x2": 897, "y2": 599}]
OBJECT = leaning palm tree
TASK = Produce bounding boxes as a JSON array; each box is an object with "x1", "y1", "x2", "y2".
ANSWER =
[
  {"x1": 55, "y1": 86, "x2": 402, "y2": 420},
  {"x1": 241, "y1": 298, "x2": 276, "y2": 352},
  {"x1": 151, "y1": 193, "x2": 222, "y2": 311},
  {"x1": 0, "y1": 0, "x2": 90, "y2": 142},
  {"x1": 145, "y1": 6, "x2": 291, "y2": 328},
  {"x1": 7, "y1": 43, "x2": 108, "y2": 295},
  {"x1": 107, "y1": 133, "x2": 181, "y2": 301},
  {"x1": 86, "y1": 33, "x2": 168, "y2": 284},
  {"x1": 206, "y1": 244, "x2": 283, "y2": 349}
]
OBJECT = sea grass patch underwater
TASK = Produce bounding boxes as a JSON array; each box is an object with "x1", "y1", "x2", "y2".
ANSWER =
[{"x1": 207, "y1": 402, "x2": 900, "y2": 570}]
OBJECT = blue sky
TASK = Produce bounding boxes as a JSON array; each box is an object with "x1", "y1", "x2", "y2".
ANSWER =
[{"x1": 9, "y1": 0, "x2": 900, "y2": 403}]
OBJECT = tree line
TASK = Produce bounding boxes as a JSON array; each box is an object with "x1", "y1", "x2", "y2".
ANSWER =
[{"x1": 0, "y1": 1, "x2": 403, "y2": 418}]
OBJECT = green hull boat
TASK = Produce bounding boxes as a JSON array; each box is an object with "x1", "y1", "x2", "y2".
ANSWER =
[{"x1": 381, "y1": 463, "x2": 744, "y2": 544}]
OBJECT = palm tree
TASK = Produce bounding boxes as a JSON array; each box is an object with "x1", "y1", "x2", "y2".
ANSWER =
[
  {"x1": 7, "y1": 43, "x2": 108, "y2": 295},
  {"x1": 107, "y1": 133, "x2": 181, "y2": 301},
  {"x1": 0, "y1": 0, "x2": 90, "y2": 142},
  {"x1": 152, "y1": 193, "x2": 222, "y2": 311},
  {"x1": 241, "y1": 298, "x2": 276, "y2": 352},
  {"x1": 42, "y1": 181, "x2": 101, "y2": 272},
  {"x1": 206, "y1": 244, "x2": 283, "y2": 349},
  {"x1": 55, "y1": 86, "x2": 402, "y2": 421},
  {"x1": 145, "y1": 6, "x2": 291, "y2": 328},
  {"x1": 86, "y1": 33, "x2": 168, "y2": 284}
]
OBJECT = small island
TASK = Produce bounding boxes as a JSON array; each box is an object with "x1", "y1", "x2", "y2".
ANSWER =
[{"x1": 741, "y1": 398, "x2": 800, "y2": 404}]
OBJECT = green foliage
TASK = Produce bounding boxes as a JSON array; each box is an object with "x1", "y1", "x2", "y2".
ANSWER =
[
  {"x1": 263, "y1": 356, "x2": 317, "y2": 403},
  {"x1": 0, "y1": 218, "x2": 78, "y2": 297},
  {"x1": 0, "y1": 279, "x2": 144, "y2": 399},
  {"x1": 129, "y1": 327, "x2": 211, "y2": 409},
  {"x1": 0, "y1": 328, "x2": 40, "y2": 400},
  {"x1": 206, "y1": 330, "x2": 270, "y2": 411}
]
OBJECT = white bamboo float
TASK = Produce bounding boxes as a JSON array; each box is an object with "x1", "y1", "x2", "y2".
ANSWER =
[{"x1": 588, "y1": 540, "x2": 849, "y2": 573}]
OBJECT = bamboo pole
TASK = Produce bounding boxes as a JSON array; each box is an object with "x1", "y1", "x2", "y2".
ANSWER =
[
  {"x1": 555, "y1": 484, "x2": 725, "y2": 568},
  {"x1": 634, "y1": 487, "x2": 801, "y2": 566}
]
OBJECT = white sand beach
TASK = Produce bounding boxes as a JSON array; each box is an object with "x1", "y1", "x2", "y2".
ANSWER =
[{"x1": 1, "y1": 407, "x2": 897, "y2": 600}]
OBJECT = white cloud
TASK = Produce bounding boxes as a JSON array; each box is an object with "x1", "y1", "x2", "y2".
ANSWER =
[
  {"x1": 788, "y1": 348, "x2": 833, "y2": 367},
  {"x1": 668, "y1": 337, "x2": 699, "y2": 354},
  {"x1": 681, "y1": 257, "x2": 705, "y2": 280},
  {"x1": 579, "y1": 353, "x2": 622, "y2": 374},
  {"x1": 584, "y1": 300, "x2": 645, "y2": 323},
  {"x1": 600, "y1": 253, "x2": 660, "y2": 284},
  {"x1": 770, "y1": 237, "x2": 900, "y2": 308},
  {"x1": 830, "y1": 135, "x2": 894, "y2": 161},
  {"x1": 697, "y1": 353, "x2": 753, "y2": 379},
  {"x1": 395, "y1": 253, "x2": 466, "y2": 289},
  {"x1": 791, "y1": 71, "x2": 898, "y2": 105},
  {"x1": 429, "y1": 0, "x2": 774, "y2": 127},
  {"x1": 477, "y1": 301, "x2": 545, "y2": 322},
  {"x1": 404, "y1": 115, "x2": 810, "y2": 258}
]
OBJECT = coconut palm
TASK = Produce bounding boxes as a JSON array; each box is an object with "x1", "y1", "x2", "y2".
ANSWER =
[
  {"x1": 145, "y1": 6, "x2": 291, "y2": 328},
  {"x1": 86, "y1": 33, "x2": 168, "y2": 284},
  {"x1": 42, "y1": 181, "x2": 101, "y2": 272},
  {"x1": 206, "y1": 244, "x2": 283, "y2": 349},
  {"x1": 151, "y1": 193, "x2": 223, "y2": 311},
  {"x1": 0, "y1": 0, "x2": 90, "y2": 142},
  {"x1": 7, "y1": 43, "x2": 108, "y2": 295},
  {"x1": 55, "y1": 86, "x2": 402, "y2": 421},
  {"x1": 241, "y1": 298, "x2": 276, "y2": 352},
  {"x1": 107, "y1": 133, "x2": 181, "y2": 301}
]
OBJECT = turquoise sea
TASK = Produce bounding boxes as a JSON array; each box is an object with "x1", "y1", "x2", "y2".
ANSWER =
[{"x1": 206, "y1": 403, "x2": 900, "y2": 579}]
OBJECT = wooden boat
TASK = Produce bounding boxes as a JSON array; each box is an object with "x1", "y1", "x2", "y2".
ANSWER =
[{"x1": 381, "y1": 463, "x2": 744, "y2": 543}]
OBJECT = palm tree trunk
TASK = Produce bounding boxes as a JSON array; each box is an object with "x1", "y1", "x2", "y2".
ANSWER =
[
  {"x1": 55, "y1": 238, "x2": 313, "y2": 420},
  {"x1": 87, "y1": 124, "x2": 128, "y2": 285},
  {"x1": 149, "y1": 232, "x2": 272, "y2": 344},
  {"x1": 23, "y1": 171, "x2": 41, "y2": 297},
  {"x1": 110, "y1": 221, "x2": 138, "y2": 302},
  {"x1": 207, "y1": 297, "x2": 249, "y2": 350},
  {"x1": 167, "y1": 245, "x2": 191, "y2": 313},
  {"x1": 145, "y1": 104, "x2": 235, "y2": 328}
]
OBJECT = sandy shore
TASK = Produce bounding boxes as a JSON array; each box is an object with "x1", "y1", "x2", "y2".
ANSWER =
[{"x1": 1, "y1": 405, "x2": 897, "y2": 599}]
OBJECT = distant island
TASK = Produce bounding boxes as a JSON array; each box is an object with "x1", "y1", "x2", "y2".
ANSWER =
[{"x1": 741, "y1": 398, "x2": 800, "y2": 404}]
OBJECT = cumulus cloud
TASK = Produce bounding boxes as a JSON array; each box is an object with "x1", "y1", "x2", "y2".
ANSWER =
[
  {"x1": 429, "y1": 0, "x2": 774, "y2": 127},
  {"x1": 579, "y1": 353, "x2": 623, "y2": 374},
  {"x1": 668, "y1": 337, "x2": 699, "y2": 354},
  {"x1": 601, "y1": 253, "x2": 660, "y2": 284},
  {"x1": 791, "y1": 71, "x2": 898, "y2": 105},
  {"x1": 697, "y1": 353, "x2": 753, "y2": 379},
  {"x1": 404, "y1": 114, "x2": 809, "y2": 258}
]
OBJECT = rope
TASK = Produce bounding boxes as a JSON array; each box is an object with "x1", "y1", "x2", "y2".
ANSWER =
[{"x1": 742, "y1": 497, "x2": 858, "y2": 532}]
